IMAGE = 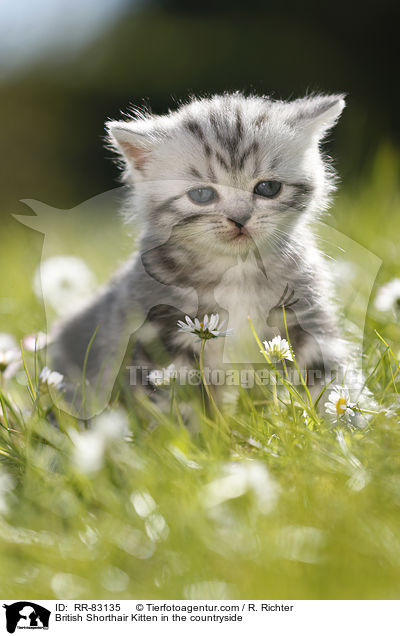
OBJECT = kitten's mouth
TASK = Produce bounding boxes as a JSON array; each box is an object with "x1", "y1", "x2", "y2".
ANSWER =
[
  {"x1": 229, "y1": 227, "x2": 251, "y2": 241},
  {"x1": 216, "y1": 221, "x2": 254, "y2": 250},
  {"x1": 219, "y1": 227, "x2": 254, "y2": 252}
]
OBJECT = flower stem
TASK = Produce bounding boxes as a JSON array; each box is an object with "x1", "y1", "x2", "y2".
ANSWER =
[
  {"x1": 281, "y1": 306, "x2": 314, "y2": 411},
  {"x1": 199, "y1": 339, "x2": 227, "y2": 427},
  {"x1": 19, "y1": 340, "x2": 36, "y2": 401},
  {"x1": 247, "y1": 315, "x2": 318, "y2": 424},
  {"x1": 169, "y1": 379, "x2": 175, "y2": 420},
  {"x1": 138, "y1": 388, "x2": 156, "y2": 404}
]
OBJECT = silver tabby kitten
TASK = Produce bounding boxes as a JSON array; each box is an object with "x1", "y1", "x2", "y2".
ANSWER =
[{"x1": 51, "y1": 92, "x2": 349, "y2": 416}]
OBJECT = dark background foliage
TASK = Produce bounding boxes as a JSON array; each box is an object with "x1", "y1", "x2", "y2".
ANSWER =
[{"x1": 1, "y1": 0, "x2": 398, "y2": 217}]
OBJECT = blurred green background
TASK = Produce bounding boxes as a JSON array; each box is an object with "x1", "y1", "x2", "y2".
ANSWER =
[{"x1": 1, "y1": 0, "x2": 399, "y2": 218}]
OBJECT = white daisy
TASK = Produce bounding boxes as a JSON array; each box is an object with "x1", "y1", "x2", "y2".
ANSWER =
[
  {"x1": 0, "y1": 334, "x2": 21, "y2": 376},
  {"x1": 33, "y1": 256, "x2": 96, "y2": 315},
  {"x1": 23, "y1": 331, "x2": 48, "y2": 352},
  {"x1": 69, "y1": 427, "x2": 106, "y2": 474},
  {"x1": 325, "y1": 385, "x2": 355, "y2": 422},
  {"x1": 260, "y1": 335, "x2": 293, "y2": 363},
  {"x1": 0, "y1": 333, "x2": 17, "y2": 352},
  {"x1": 148, "y1": 363, "x2": 177, "y2": 387},
  {"x1": 177, "y1": 314, "x2": 233, "y2": 340},
  {"x1": 39, "y1": 366, "x2": 64, "y2": 390},
  {"x1": 70, "y1": 408, "x2": 130, "y2": 474},
  {"x1": 0, "y1": 350, "x2": 20, "y2": 374},
  {"x1": 203, "y1": 460, "x2": 279, "y2": 514},
  {"x1": 93, "y1": 408, "x2": 131, "y2": 441},
  {"x1": 374, "y1": 278, "x2": 400, "y2": 315}
]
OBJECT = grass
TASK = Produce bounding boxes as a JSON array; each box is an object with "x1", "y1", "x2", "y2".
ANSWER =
[{"x1": 0, "y1": 146, "x2": 400, "y2": 600}]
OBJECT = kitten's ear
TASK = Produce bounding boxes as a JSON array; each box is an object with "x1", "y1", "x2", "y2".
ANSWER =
[
  {"x1": 290, "y1": 94, "x2": 346, "y2": 140},
  {"x1": 106, "y1": 119, "x2": 158, "y2": 176}
]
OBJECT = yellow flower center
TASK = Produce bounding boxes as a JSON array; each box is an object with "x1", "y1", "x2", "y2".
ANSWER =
[{"x1": 336, "y1": 397, "x2": 347, "y2": 414}]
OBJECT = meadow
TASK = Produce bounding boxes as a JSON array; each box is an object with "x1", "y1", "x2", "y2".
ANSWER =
[{"x1": 0, "y1": 146, "x2": 399, "y2": 600}]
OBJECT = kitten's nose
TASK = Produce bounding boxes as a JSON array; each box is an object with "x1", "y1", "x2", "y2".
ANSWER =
[{"x1": 228, "y1": 212, "x2": 251, "y2": 228}]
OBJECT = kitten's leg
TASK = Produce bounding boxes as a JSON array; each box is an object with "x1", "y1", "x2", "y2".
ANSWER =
[{"x1": 50, "y1": 289, "x2": 146, "y2": 417}]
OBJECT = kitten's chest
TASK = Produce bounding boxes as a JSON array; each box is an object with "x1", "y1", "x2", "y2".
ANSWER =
[
  {"x1": 214, "y1": 260, "x2": 275, "y2": 324},
  {"x1": 170, "y1": 257, "x2": 293, "y2": 366},
  {"x1": 204, "y1": 260, "x2": 281, "y2": 363}
]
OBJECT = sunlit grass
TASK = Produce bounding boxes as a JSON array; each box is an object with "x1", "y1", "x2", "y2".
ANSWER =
[{"x1": 0, "y1": 149, "x2": 400, "y2": 600}]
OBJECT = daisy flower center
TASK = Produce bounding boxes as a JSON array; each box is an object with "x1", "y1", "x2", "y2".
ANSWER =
[{"x1": 336, "y1": 397, "x2": 347, "y2": 414}]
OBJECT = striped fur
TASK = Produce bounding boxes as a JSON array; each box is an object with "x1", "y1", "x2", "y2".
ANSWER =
[{"x1": 51, "y1": 93, "x2": 353, "y2": 416}]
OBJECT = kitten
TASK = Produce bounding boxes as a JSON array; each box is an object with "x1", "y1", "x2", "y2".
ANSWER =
[{"x1": 51, "y1": 92, "x2": 351, "y2": 417}]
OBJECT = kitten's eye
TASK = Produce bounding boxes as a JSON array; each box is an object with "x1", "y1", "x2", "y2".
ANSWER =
[
  {"x1": 187, "y1": 187, "x2": 218, "y2": 204},
  {"x1": 254, "y1": 180, "x2": 282, "y2": 198}
]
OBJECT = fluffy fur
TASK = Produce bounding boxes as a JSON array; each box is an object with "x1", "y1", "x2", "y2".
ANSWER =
[{"x1": 51, "y1": 92, "x2": 349, "y2": 416}]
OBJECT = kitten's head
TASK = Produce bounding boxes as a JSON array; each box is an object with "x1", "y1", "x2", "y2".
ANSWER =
[{"x1": 107, "y1": 93, "x2": 345, "y2": 256}]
